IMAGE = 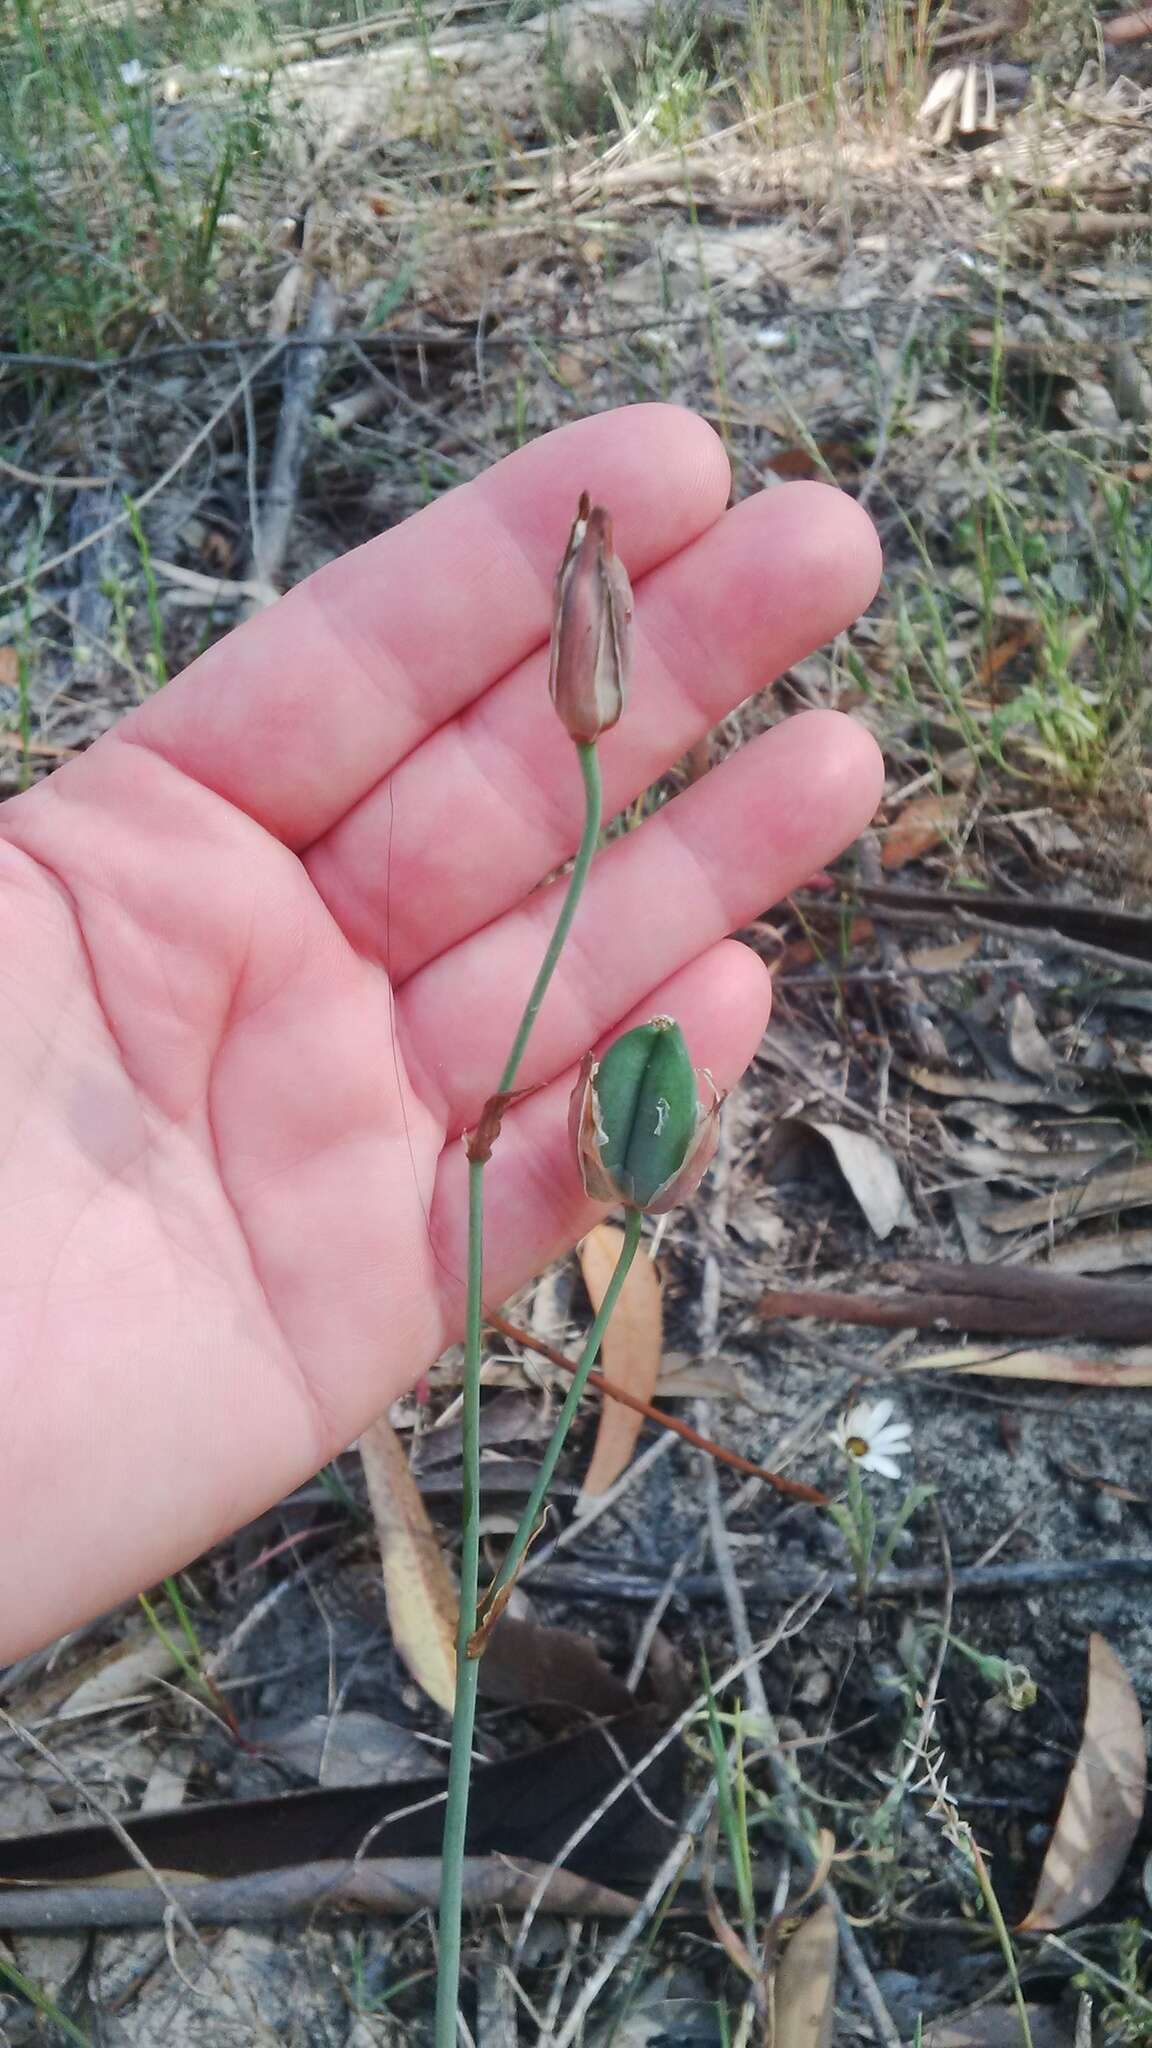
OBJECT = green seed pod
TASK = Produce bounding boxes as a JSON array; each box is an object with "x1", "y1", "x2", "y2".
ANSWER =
[{"x1": 569, "y1": 1017, "x2": 722, "y2": 1215}]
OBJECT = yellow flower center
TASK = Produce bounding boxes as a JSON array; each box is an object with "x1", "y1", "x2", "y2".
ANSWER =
[{"x1": 846, "y1": 1435, "x2": 869, "y2": 1458}]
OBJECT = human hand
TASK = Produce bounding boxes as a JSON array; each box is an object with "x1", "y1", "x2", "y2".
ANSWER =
[{"x1": 0, "y1": 406, "x2": 882, "y2": 1659}]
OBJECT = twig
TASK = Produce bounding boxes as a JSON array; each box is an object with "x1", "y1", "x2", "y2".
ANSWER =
[
  {"x1": 549, "y1": 1781, "x2": 718, "y2": 2048},
  {"x1": 488, "y1": 1311, "x2": 826, "y2": 1503},
  {"x1": 521, "y1": 1432, "x2": 679, "y2": 1585},
  {"x1": 248, "y1": 274, "x2": 340, "y2": 599},
  {"x1": 851, "y1": 885, "x2": 1152, "y2": 979},
  {"x1": 0, "y1": 1858, "x2": 639, "y2": 1931},
  {"x1": 857, "y1": 836, "x2": 950, "y2": 1065},
  {"x1": 759, "y1": 1261, "x2": 1152, "y2": 1345},
  {"x1": 895, "y1": 1506, "x2": 954, "y2": 1800},
  {"x1": 533, "y1": 1555, "x2": 1152, "y2": 1604},
  {"x1": 775, "y1": 956, "x2": 1036, "y2": 986},
  {"x1": 0, "y1": 454, "x2": 109, "y2": 491}
]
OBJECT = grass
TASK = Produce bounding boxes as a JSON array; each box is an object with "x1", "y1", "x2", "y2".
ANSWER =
[
  {"x1": 0, "y1": 1951, "x2": 92, "y2": 2047},
  {"x1": 0, "y1": 0, "x2": 275, "y2": 355}
]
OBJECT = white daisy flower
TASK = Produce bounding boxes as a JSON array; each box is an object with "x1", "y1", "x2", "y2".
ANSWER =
[{"x1": 834, "y1": 1398, "x2": 911, "y2": 1478}]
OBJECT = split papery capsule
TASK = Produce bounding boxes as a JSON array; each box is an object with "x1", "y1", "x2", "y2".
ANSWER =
[
  {"x1": 548, "y1": 492, "x2": 633, "y2": 743},
  {"x1": 569, "y1": 1017, "x2": 722, "y2": 1215}
]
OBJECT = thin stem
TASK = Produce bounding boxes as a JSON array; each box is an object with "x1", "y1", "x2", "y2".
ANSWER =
[
  {"x1": 970, "y1": 1836, "x2": 1035, "y2": 2048},
  {"x1": 488, "y1": 1205, "x2": 644, "y2": 1605},
  {"x1": 435, "y1": 1156, "x2": 485, "y2": 2048},
  {"x1": 435, "y1": 739, "x2": 604, "y2": 2048},
  {"x1": 496, "y1": 741, "x2": 601, "y2": 1095}
]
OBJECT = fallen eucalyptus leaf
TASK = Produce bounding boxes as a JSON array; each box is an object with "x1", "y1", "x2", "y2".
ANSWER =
[
  {"x1": 359, "y1": 1413, "x2": 457, "y2": 1713},
  {"x1": 57, "y1": 1635, "x2": 180, "y2": 1720},
  {"x1": 261, "y1": 1712, "x2": 440, "y2": 1787},
  {"x1": 985, "y1": 1161, "x2": 1152, "y2": 1233},
  {"x1": 881, "y1": 791, "x2": 967, "y2": 871},
  {"x1": 577, "y1": 1223, "x2": 663, "y2": 1504},
  {"x1": 1006, "y1": 991, "x2": 1057, "y2": 1079},
  {"x1": 765, "y1": 1118, "x2": 911, "y2": 1239},
  {"x1": 1046, "y1": 1229, "x2": 1152, "y2": 1274},
  {"x1": 1017, "y1": 1634, "x2": 1146, "y2": 1931},
  {"x1": 906, "y1": 1344, "x2": 1152, "y2": 1386},
  {"x1": 772, "y1": 1901, "x2": 838, "y2": 2048},
  {"x1": 907, "y1": 1067, "x2": 1099, "y2": 1111}
]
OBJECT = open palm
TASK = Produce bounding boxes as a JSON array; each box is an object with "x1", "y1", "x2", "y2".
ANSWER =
[{"x1": 0, "y1": 408, "x2": 882, "y2": 1659}]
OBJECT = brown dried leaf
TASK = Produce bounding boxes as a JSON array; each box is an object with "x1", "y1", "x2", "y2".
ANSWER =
[
  {"x1": 1007, "y1": 991, "x2": 1057, "y2": 1079},
  {"x1": 766, "y1": 1119, "x2": 911, "y2": 1239},
  {"x1": 975, "y1": 624, "x2": 1038, "y2": 689},
  {"x1": 1046, "y1": 1228, "x2": 1152, "y2": 1274},
  {"x1": 1018, "y1": 1635, "x2": 1146, "y2": 1931},
  {"x1": 577, "y1": 1223, "x2": 663, "y2": 1503},
  {"x1": 260, "y1": 1712, "x2": 439, "y2": 1787},
  {"x1": 773, "y1": 1902, "x2": 838, "y2": 2048},
  {"x1": 476, "y1": 1612, "x2": 634, "y2": 1716},
  {"x1": 880, "y1": 792, "x2": 967, "y2": 871},
  {"x1": 360, "y1": 1413, "x2": 457, "y2": 1712},
  {"x1": 985, "y1": 1162, "x2": 1152, "y2": 1233},
  {"x1": 908, "y1": 1067, "x2": 1096, "y2": 1108},
  {"x1": 907, "y1": 935, "x2": 982, "y2": 972},
  {"x1": 57, "y1": 1635, "x2": 181, "y2": 1720},
  {"x1": 0, "y1": 648, "x2": 18, "y2": 689},
  {"x1": 907, "y1": 1344, "x2": 1152, "y2": 1386}
]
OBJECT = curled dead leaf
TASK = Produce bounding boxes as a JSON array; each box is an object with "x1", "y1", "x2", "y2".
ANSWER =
[{"x1": 765, "y1": 1118, "x2": 911, "y2": 1240}]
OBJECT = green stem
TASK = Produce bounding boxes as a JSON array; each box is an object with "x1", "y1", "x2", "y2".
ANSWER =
[
  {"x1": 496, "y1": 741, "x2": 602, "y2": 1095},
  {"x1": 435, "y1": 1156, "x2": 485, "y2": 2048},
  {"x1": 435, "y1": 740, "x2": 603, "y2": 2048},
  {"x1": 489, "y1": 1205, "x2": 644, "y2": 1603}
]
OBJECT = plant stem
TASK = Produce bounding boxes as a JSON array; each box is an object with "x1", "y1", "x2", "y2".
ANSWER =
[
  {"x1": 435, "y1": 739, "x2": 603, "y2": 2048},
  {"x1": 435, "y1": 1156, "x2": 485, "y2": 2048},
  {"x1": 495, "y1": 740, "x2": 602, "y2": 1096},
  {"x1": 487, "y1": 1205, "x2": 644, "y2": 1605}
]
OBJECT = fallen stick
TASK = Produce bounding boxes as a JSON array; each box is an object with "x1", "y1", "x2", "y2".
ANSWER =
[
  {"x1": 850, "y1": 883, "x2": 1152, "y2": 976},
  {"x1": 247, "y1": 271, "x2": 340, "y2": 602},
  {"x1": 0, "y1": 1857, "x2": 638, "y2": 1931},
  {"x1": 534, "y1": 1555, "x2": 1152, "y2": 1607},
  {"x1": 857, "y1": 833, "x2": 949, "y2": 1064},
  {"x1": 759, "y1": 1259, "x2": 1152, "y2": 1344}
]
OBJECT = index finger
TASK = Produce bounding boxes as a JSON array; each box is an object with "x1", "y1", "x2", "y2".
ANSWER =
[{"x1": 121, "y1": 405, "x2": 731, "y2": 847}]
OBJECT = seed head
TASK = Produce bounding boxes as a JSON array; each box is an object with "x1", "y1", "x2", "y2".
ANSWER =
[
  {"x1": 569, "y1": 1017, "x2": 721, "y2": 1215},
  {"x1": 548, "y1": 492, "x2": 633, "y2": 744}
]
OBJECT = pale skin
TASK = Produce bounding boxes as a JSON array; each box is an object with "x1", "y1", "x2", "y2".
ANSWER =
[{"x1": 0, "y1": 406, "x2": 883, "y2": 1662}]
